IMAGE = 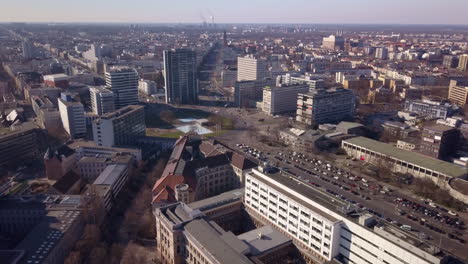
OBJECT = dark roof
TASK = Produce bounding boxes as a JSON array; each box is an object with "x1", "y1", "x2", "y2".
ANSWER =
[
  {"x1": 51, "y1": 171, "x2": 80, "y2": 194},
  {"x1": 44, "y1": 145, "x2": 75, "y2": 161}
]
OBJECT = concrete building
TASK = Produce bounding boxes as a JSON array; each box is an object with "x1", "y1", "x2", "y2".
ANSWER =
[
  {"x1": 419, "y1": 124, "x2": 458, "y2": 160},
  {"x1": 245, "y1": 167, "x2": 449, "y2": 264},
  {"x1": 92, "y1": 164, "x2": 129, "y2": 211},
  {"x1": 404, "y1": 99, "x2": 454, "y2": 119},
  {"x1": 44, "y1": 145, "x2": 77, "y2": 180},
  {"x1": 58, "y1": 93, "x2": 86, "y2": 139},
  {"x1": 77, "y1": 154, "x2": 133, "y2": 182},
  {"x1": 222, "y1": 68, "x2": 237, "y2": 88},
  {"x1": 262, "y1": 84, "x2": 309, "y2": 115},
  {"x1": 0, "y1": 127, "x2": 39, "y2": 168},
  {"x1": 322, "y1": 35, "x2": 344, "y2": 51},
  {"x1": 375, "y1": 47, "x2": 388, "y2": 60},
  {"x1": 296, "y1": 88, "x2": 355, "y2": 126},
  {"x1": 67, "y1": 140, "x2": 142, "y2": 162},
  {"x1": 31, "y1": 95, "x2": 61, "y2": 130},
  {"x1": 92, "y1": 105, "x2": 145, "y2": 147},
  {"x1": 448, "y1": 80, "x2": 468, "y2": 107},
  {"x1": 342, "y1": 136, "x2": 467, "y2": 184},
  {"x1": 396, "y1": 138, "x2": 420, "y2": 151},
  {"x1": 237, "y1": 56, "x2": 268, "y2": 82},
  {"x1": 89, "y1": 86, "x2": 115, "y2": 115},
  {"x1": 164, "y1": 49, "x2": 198, "y2": 104},
  {"x1": 234, "y1": 79, "x2": 273, "y2": 108},
  {"x1": 105, "y1": 67, "x2": 139, "y2": 109},
  {"x1": 458, "y1": 54, "x2": 468, "y2": 71}
]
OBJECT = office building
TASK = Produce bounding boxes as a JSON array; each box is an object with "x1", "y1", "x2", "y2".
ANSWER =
[
  {"x1": 245, "y1": 167, "x2": 449, "y2": 264},
  {"x1": 458, "y1": 54, "x2": 468, "y2": 71},
  {"x1": 322, "y1": 35, "x2": 344, "y2": 51},
  {"x1": 22, "y1": 39, "x2": 35, "y2": 60},
  {"x1": 237, "y1": 56, "x2": 268, "y2": 82},
  {"x1": 164, "y1": 49, "x2": 198, "y2": 104},
  {"x1": 448, "y1": 80, "x2": 468, "y2": 107},
  {"x1": 105, "y1": 67, "x2": 139, "y2": 109},
  {"x1": 92, "y1": 164, "x2": 129, "y2": 210},
  {"x1": 234, "y1": 79, "x2": 273, "y2": 108},
  {"x1": 222, "y1": 68, "x2": 237, "y2": 88},
  {"x1": 58, "y1": 93, "x2": 86, "y2": 139},
  {"x1": 404, "y1": 99, "x2": 454, "y2": 119},
  {"x1": 342, "y1": 136, "x2": 467, "y2": 184},
  {"x1": 280, "y1": 73, "x2": 325, "y2": 90},
  {"x1": 419, "y1": 124, "x2": 458, "y2": 160},
  {"x1": 296, "y1": 88, "x2": 355, "y2": 126},
  {"x1": 443, "y1": 55, "x2": 459, "y2": 69},
  {"x1": 89, "y1": 86, "x2": 115, "y2": 115},
  {"x1": 0, "y1": 127, "x2": 39, "y2": 168},
  {"x1": 92, "y1": 105, "x2": 145, "y2": 147},
  {"x1": 262, "y1": 84, "x2": 309, "y2": 115}
]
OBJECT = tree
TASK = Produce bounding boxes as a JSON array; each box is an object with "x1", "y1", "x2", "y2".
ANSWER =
[{"x1": 64, "y1": 251, "x2": 82, "y2": 264}]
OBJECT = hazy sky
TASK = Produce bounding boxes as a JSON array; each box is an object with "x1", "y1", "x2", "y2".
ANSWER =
[{"x1": 1, "y1": 0, "x2": 467, "y2": 24}]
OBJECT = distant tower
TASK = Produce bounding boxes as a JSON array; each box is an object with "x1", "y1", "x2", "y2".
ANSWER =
[{"x1": 223, "y1": 31, "x2": 228, "y2": 46}]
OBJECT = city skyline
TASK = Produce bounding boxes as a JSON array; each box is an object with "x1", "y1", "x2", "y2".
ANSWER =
[{"x1": 1, "y1": 0, "x2": 468, "y2": 25}]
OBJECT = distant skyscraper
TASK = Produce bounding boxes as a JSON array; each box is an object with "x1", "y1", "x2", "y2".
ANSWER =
[
  {"x1": 458, "y1": 54, "x2": 468, "y2": 71},
  {"x1": 58, "y1": 92, "x2": 86, "y2": 139},
  {"x1": 237, "y1": 55, "x2": 268, "y2": 82},
  {"x1": 163, "y1": 49, "x2": 198, "y2": 104},
  {"x1": 375, "y1": 47, "x2": 388, "y2": 60},
  {"x1": 105, "y1": 67, "x2": 139, "y2": 109},
  {"x1": 90, "y1": 86, "x2": 115, "y2": 115},
  {"x1": 22, "y1": 39, "x2": 35, "y2": 60}
]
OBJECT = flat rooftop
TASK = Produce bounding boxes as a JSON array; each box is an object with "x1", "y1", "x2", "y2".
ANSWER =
[
  {"x1": 344, "y1": 136, "x2": 467, "y2": 178},
  {"x1": 188, "y1": 188, "x2": 244, "y2": 212},
  {"x1": 93, "y1": 164, "x2": 127, "y2": 186},
  {"x1": 237, "y1": 225, "x2": 291, "y2": 256}
]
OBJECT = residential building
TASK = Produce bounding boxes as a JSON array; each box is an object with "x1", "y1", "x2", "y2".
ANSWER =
[
  {"x1": 448, "y1": 80, "x2": 468, "y2": 107},
  {"x1": 237, "y1": 55, "x2": 268, "y2": 82},
  {"x1": 375, "y1": 47, "x2": 388, "y2": 60},
  {"x1": 105, "y1": 67, "x2": 139, "y2": 109},
  {"x1": 296, "y1": 88, "x2": 355, "y2": 126},
  {"x1": 322, "y1": 35, "x2": 344, "y2": 51},
  {"x1": 419, "y1": 124, "x2": 458, "y2": 160},
  {"x1": 0, "y1": 127, "x2": 39, "y2": 168},
  {"x1": 164, "y1": 49, "x2": 198, "y2": 104},
  {"x1": 92, "y1": 105, "x2": 145, "y2": 147},
  {"x1": 89, "y1": 86, "x2": 115, "y2": 115},
  {"x1": 262, "y1": 84, "x2": 309, "y2": 115},
  {"x1": 458, "y1": 54, "x2": 468, "y2": 71},
  {"x1": 404, "y1": 99, "x2": 454, "y2": 119},
  {"x1": 58, "y1": 93, "x2": 86, "y2": 139},
  {"x1": 342, "y1": 136, "x2": 467, "y2": 184},
  {"x1": 245, "y1": 167, "x2": 449, "y2": 264}
]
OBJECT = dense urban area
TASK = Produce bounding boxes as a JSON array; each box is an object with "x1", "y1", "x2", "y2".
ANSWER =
[{"x1": 1, "y1": 21, "x2": 468, "y2": 264}]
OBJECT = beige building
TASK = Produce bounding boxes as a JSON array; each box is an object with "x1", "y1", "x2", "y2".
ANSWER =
[
  {"x1": 448, "y1": 80, "x2": 468, "y2": 107},
  {"x1": 458, "y1": 54, "x2": 468, "y2": 71}
]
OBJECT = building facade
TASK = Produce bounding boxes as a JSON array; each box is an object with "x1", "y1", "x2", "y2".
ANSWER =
[
  {"x1": 262, "y1": 84, "x2": 309, "y2": 115},
  {"x1": 296, "y1": 88, "x2": 355, "y2": 126},
  {"x1": 419, "y1": 124, "x2": 458, "y2": 160},
  {"x1": 105, "y1": 67, "x2": 139, "y2": 109},
  {"x1": 164, "y1": 49, "x2": 198, "y2": 104},
  {"x1": 237, "y1": 56, "x2": 268, "y2": 82},
  {"x1": 58, "y1": 93, "x2": 86, "y2": 139},
  {"x1": 92, "y1": 105, "x2": 145, "y2": 147},
  {"x1": 90, "y1": 86, "x2": 115, "y2": 115}
]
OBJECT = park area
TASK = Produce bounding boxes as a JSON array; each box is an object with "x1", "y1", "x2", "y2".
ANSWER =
[{"x1": 145, "y1": 105, "x2": 234, "y2": 138}]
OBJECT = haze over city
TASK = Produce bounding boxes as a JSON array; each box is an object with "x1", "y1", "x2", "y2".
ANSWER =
[{"x1": 1, "y1": 0, "x2": 468, "y2": 24}]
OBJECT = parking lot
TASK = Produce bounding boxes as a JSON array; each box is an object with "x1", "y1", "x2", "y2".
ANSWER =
[{"x1": 234, "y1": 143, "x2": 468, "y2": 260}]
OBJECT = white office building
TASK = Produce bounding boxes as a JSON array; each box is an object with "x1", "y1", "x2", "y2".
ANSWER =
[
  {"x1": 237, "y1": 55, "x2": 268, "y2": 82},
  {"x1": 90, "y1": 86, "x2": 115, "y2": 115},
  {"x1": 262, "y1": 83, "x2": 309, "y2": 115},
  {"x1": 105, "y1": 67, "x2": 139, "y2": 109},
  {"x1": 58, "y1": 93, "x2": 86, "y2": 139},
  {"x1": 244, "y1": 168, "x2": 446, "y2": 264}
]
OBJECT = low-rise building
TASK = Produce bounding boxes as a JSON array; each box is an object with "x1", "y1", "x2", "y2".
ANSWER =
[{"x1": 396, "y1": 137, "x2": 420, "y2": 151}]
